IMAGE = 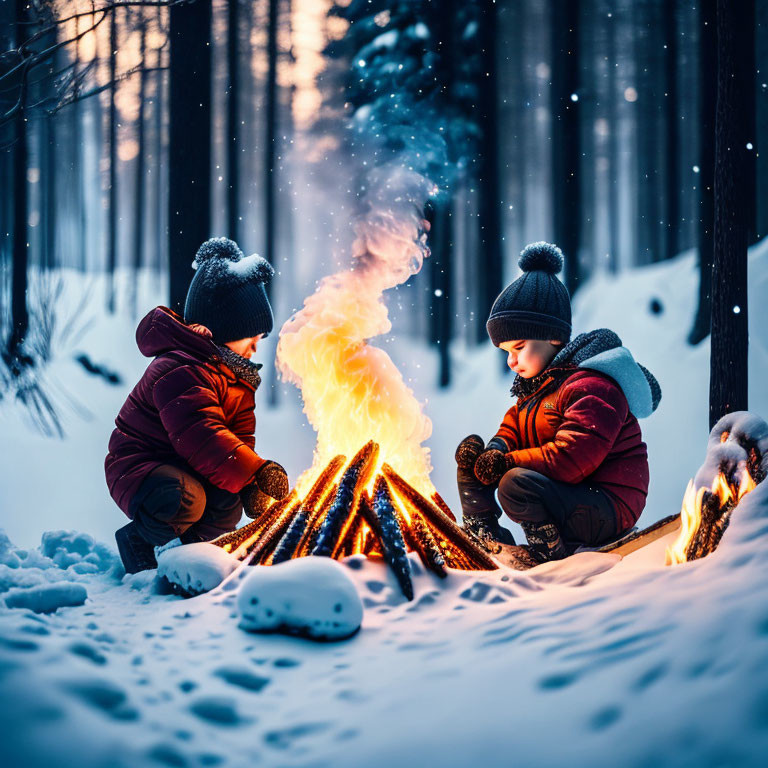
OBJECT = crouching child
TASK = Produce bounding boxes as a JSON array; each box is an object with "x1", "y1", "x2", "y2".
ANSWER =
[
  {"x1": 105, "y1": 238, "x2": 289, "y2": 573},
  {"x1": 456, "y1": 242, "x2": 661, "y2": 563}
]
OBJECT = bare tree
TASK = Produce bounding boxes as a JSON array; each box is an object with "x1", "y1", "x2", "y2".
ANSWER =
[
  {"x1": 709, "y1": 0, "x2": 753, "y2": 427},
  {"x1": 107, "y1": 5, "x2": 118, "y2": 312},
  {"x1": 168, "y1": 0, "x2": 212, "y2": 311},
  {"x1": 551, "y1": 0, "x2": 581, "y2": 294},
  {"x1": 688, "y1": 0, "x2": 716, "y2": 345},
  {"x1": 131, "y1": 10, "x2": 148, "y2": 317},
  {"x1": 227, "y1": 0, "x2": 240, "y2": 242},
  {"x1": 264, "y1": 0, "x2": 279, "y2": 289}
]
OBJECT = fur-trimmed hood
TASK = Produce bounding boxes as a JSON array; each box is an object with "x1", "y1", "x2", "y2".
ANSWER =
[{"x1": 511, "y1": 329, "x2": 661, "y2": 419}]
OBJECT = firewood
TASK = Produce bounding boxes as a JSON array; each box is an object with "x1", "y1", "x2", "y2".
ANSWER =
[
  {"x1": 747, "y1": 445, "x2": 766, "y2": 484},
  {"x1": 382, "y1": 464, "x2": 498, "y2": 570},
  {"x1": 304, "y1": 455, "x2": 347, "y2": 508},
  {"x1": 270, "y1": 455, "x2": 347, "y2": 564},
  {"x1": 431, "y1": 491, "x2": 457, "y2": 521},
  {"x1": 212, "y1": 492, "x2": 296, "y2": 553},
  {"x1": 297, "y1": 483, "x2": 337, "y2": 557},
  {"x1": 369, "y1": 477, "x2": 414, "y2": 599},
  {"x1": 270, "y1": 508, "x2": 312, "y2": 564},
  {"x1": 407, "y1": 508, "x2": 448, "y2": 578},
  {"x1": 312, "y1": 442, "x2": 379, "y2": 558},
  {"x1": 244, "y1": 500, "x2": 300, "y2": 563}
]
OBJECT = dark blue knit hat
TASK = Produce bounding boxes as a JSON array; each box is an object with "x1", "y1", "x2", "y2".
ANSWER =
[
  {"x1": 486, "y1": 242, "x2": 572, "y2": 346},
  {"x1": 184, "y1": 238, "x2": 275, "y2": 343}
]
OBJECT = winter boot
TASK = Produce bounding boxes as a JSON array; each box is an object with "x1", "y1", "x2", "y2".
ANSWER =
[
  {"x1": 520, "y1": 521, "x2": 569, "y2": 562},
  {"x1": 115, "y1": 522, "x2": 157, "y2": 574},
  {"x1": 463, "y1": 513, "x2": 517, "y2": 553}
]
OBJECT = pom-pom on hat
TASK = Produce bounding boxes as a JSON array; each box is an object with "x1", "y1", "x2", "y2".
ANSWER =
[
  {"x1": 486, "y1": 242, "x2": 572, "y2": 346},
  {"x1": 184, "y1": 237, "x2": 275, "y2": 343}
]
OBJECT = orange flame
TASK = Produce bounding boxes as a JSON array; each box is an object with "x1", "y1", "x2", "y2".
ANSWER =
[
  {"x1": 666, "y1": 468, "x2": 756, "y2": 565},
  {"x1": 277, "y1": 168, "x2": 437, "y2": 500}
]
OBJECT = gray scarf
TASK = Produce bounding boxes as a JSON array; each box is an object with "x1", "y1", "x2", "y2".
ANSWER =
[{"x1": 216, "y1": 345, "x2": 263, "y2": 390}]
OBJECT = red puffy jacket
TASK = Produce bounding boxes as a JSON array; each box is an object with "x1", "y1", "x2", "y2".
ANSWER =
[
  {"x1": 493, "y1": 367, "x2": 650, "y2": 532},
  {"x1": 105, "y1": 307, "x2": 266, "y2": 516}
]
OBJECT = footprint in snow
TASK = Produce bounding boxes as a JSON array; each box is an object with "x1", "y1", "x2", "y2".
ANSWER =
[
  {"x1": 60, "y1": 678, "x2": 139, "y2": 720},
  {"x1": 146, "y1": 743, "x2": 188, "y2": 767},
  {"x1": 263, "y1": 722, "x2": 330, "y2": 750},
  {"x1": 589, "y1": 705, "x2": 622, "y2": 731},
  {"x1": 189, "y1": 696, "x2": 250, "y2": 726},
  {"x1": 213, "y1": 666, "x2": 270, "y2": 692},
  {"x1": 0, "y1": 635, "x2": 40, "y2": 652},
  {"x1": 68, "y1": 641, "x2": 108, "y2": 665},
  {"x1": 273, "y1": 657, "x2": 301, "y2": 668}
]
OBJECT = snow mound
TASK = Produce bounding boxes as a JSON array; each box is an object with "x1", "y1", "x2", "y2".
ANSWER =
[
  {"x1": 237, "y1": 557, "x2": 363, "y2": 641},
  {"x1": 3, "y1": 581, "x2": 87, "y2": 613},
  {"x1": 157, "y1": 542, "x2": 239, "y2": 596},
  {"x1": 0, "y1": 529, "x2": 120, "y2": 607}
]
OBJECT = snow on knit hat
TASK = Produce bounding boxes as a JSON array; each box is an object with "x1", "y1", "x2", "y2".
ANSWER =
[
  {"x1": 486, "y1": 242, "x2": 572, "y2": 346},
  {"x1": 184, "y1": 237, "x2": 275, "y2": 343}
]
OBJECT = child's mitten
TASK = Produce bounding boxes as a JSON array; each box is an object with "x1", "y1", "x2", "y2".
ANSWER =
[
  {"x1": 474, "y1": 449, "x2": 514, "y2": 485},
  {"x1": 455, "y1": 434, "x2": 485, "y2": 469},
  {"x1": 241, "y1": 461, "x2": 290, "y2": 520},
  {"x1": 240, "y1": 483, "x2": 272, "y2": 520},
  {"x1": 254, "y1": 461, "x2": 290, "y2": 500}
]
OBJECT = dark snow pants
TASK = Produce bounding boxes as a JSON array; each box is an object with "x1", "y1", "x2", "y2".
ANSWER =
[
  {"x1": 457, "y1": 466, "x2": 620, "y2": 549},
  {"x1": 129, "y1": 465, "x2": 242, "y2": 546}
]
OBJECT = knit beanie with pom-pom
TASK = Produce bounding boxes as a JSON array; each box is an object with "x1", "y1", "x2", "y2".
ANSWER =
[
  {"x1": 184, "y1": 237, "x2": 275, "y2": 343},
  {"x1": 486, "y1": 242, "x2": 572, "y2": 346}
]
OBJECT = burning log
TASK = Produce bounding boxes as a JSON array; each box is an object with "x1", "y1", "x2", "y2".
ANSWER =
[
  {"x1": 212, "y1": 441, "x2": 501, "y2": 600},
  {"x1": 312, "y1": 442, "x2": 379, "y2": 557},
  {"x1": 366, "y1": 482, "x2": 414, "y2": 599},
  {"x1": 270, "y1": 455, "x2": 346, "y2": 565},
  {"x1": 382, "y1": 463, "x2": 498, "y2": 571},
  {"x1": 667, "y1": 428, "x2": 764, "y2": 565},
  {"x1": 297, "y1": 482, "x2": 338, "y2": 557},
  {"x1": 215, "y1": 492, "x2": 297, "y2": 555},
  {"x1": 244, "y1": 500, "x2": 301, "y2": 563},
  {"x1": 431, "y1": 491, "x2": 456, "y2": 522}
]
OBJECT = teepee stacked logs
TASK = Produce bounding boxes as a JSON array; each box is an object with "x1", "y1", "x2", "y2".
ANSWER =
[{"x1": 212, "y1": 441, "x2": 498, "y2": 598}]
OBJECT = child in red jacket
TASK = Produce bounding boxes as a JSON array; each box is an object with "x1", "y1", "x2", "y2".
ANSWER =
[
  {"x1": 106, "y1": 238, "x2": 289, "y2": 573},
  {"x1": 456, "y1": 242, "x2": 661, "y2": 562}
]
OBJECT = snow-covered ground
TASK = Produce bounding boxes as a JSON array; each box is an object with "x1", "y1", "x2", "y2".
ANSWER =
[{"x1": 1, "y1": 241, "x2": 767, "y2": 766}]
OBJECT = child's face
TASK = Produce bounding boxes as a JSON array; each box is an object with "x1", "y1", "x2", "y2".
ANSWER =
[
  {"x1": 499, "y1": 339, "x2": 561, "y2": 378},
  {"x1": 225, "y1": 335, "x2": 264, "y2": 359}
]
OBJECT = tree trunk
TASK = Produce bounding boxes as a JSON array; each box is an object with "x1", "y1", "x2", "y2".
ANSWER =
[
  {"x1": 8, "y1": 0, "x2": 30, "y2": 359},
  {"x1": 265, "y1": 0, "x2": 278, "y2": 285},
  {"x1": 74, "y1": 13, "x2": 87, "y2": 271},
  {"x1": 688, "y1": 0, "x2": 716, "y2": 345},
  {"x1": 107, "y1": 7, "x2": 118, "y2": 312},
  {"x1": 606, "y1": 6, "x2": 619, "y2": 274},
  {"x1": 131, "y1": 15, "x2": 147, "y2": 318},
  {"x1": 709, "y1": 0, "x2": 752, "y2": 428},
  {"x1": 169, "y1": 0, "x2": 212, "y2": 312},
  {"x1": 427, "y1": 200, "x2": 453, "y2": 388},
  {"x1": 227, "y1": 0, "x2": 240, "y2": 242},
  {"x1": 475, "y1": 0, "x2": 502, "y2": 343},
  {"x1": 551, "y1": 0, "x2": 581, "y2": 295},
  {"x1": 664, "y1": 0, "x2": 679, "y2": 261},
  {"x1": 153, "y1": 47, "x2": 165, "y2": 278}
]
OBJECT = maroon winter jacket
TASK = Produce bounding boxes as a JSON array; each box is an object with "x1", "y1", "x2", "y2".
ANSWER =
[
  {"x1": 105, "y1": 307, "x2": 266, "y2": 516},
  {"x1": 493, "y1": 366, "x2": 650, "y2": 532}
]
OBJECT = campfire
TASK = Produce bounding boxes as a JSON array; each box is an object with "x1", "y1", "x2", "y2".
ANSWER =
[
  {"x1": 212, "y1": 441, "x2": 497, "y2": 600},
  {"x1": 666, "y1": 430, "x2": 765, "y2": 565}
]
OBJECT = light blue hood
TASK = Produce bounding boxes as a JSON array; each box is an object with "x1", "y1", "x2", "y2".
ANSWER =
[{"x1": 579, "y1": 346, "x2": 655, "y2": 419}]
